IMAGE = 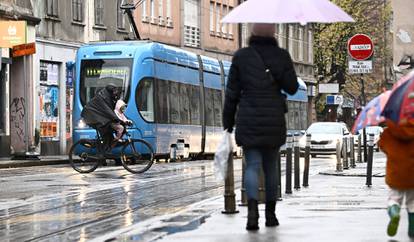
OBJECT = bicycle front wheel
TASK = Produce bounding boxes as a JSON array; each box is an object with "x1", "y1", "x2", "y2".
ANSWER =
[
  {"x1": 121, "y1": 139, "x2": 154, "y2": 174},
  {"x1": 69, "y1": 139, "x2": 100, "y2": 173}
]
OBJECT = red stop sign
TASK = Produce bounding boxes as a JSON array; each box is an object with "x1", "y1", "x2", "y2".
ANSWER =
[{"x1": 347, "y1": 34, "x2": 374, "y2": 61}]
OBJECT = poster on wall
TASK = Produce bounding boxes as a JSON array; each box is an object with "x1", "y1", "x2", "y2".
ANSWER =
[{"x1": 39, "y1": 61, "x2": 60, "y2": 140}]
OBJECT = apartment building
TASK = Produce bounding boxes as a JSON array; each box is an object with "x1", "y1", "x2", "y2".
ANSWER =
[
  {"x1": 390, "y1": 0, "x2": 414, "y2": 77},
  {"x1": 0, "y1": 0, "x2": 40, "y2": 157},
  {"x1": 33, "y1": 0, "x2": 133, "y2": 155},
  {"x1": 135, "y1": 0, "x2": 239, "y2": 61},
  {"x1": 0, "y1": 0, "x2": 134, "y2": 157}
]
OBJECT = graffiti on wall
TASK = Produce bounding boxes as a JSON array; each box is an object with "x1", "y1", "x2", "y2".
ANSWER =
[{"x1": 10, "y1": 97, "x2": 25, "y2": 142}]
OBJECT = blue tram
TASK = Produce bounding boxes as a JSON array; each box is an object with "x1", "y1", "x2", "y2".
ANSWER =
[{"x1": 72, "y1": 41, "x2": 308, "y2": 159}]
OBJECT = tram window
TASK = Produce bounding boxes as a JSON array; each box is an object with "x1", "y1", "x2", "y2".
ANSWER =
[
  {"x1": 80, "y1": 58, "x2": 132, "y2": 106},
  {"x1": 190, "y1": 85, "x2": 201, "y2": 125},
  {"x1": 286, "y1": 101, "x2": 295, "y2": 130},
  {"x1": 136, "y1": 78, "x2": 155, "y2": 122},
  {"x1": 213, "y1": 89, "x2": 222, "y2": 126},
  {"x1": 179, "y1": 83, "x2": 190, "y2": 125},
  {"x1": 205, "y1": 88, "x2": 214, "y2": 126},
  {"x1": 169, "y1": 81, "x2": 180, "y2": 124},
  {"x1": 155, "y1": 79, "x2": 169, "y2": 123}
]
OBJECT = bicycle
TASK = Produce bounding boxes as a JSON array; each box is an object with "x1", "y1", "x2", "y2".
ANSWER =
[{"x1": 69, "y1": 123, "x2": 154, "y2": 174}]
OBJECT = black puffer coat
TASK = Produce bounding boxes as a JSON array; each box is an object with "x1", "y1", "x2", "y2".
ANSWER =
[
  {"x1": 222, "y1": 36, "x2": 299, "y2": 148},
  {"x1": 81, "y1": 85, "x2": 121, "y2": 129}
]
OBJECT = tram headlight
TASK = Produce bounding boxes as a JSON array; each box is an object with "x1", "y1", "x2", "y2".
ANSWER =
[{"x1": 77, "y1": 119, "x2": 87, "y2": 129}]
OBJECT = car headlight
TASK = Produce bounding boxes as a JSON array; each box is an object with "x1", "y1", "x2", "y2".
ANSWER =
[{"x1": 299, "y1": 136, "x2": 306, "y2": 147}]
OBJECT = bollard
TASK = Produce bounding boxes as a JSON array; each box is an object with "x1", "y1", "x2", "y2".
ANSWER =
[
  {"x1": 285, "y1": 133, "x2": 293, "y2": 194},
  {"x1": 365, "y1": 133, "x2": 375, "y2": 187},
  {"x1": 240, "y1": 156, "x2": 247, "y2": 206},
  {"x1": 294, "y1": 133, "x2": 301, "y2": 190},
  {"x1": 222, "y1": 152, "x2": 239, "y2": 214},
  {"x1": 350, "y1": 136, "x2": 356, "y2": 168},
  {"x1": 342, "y1": 136, "x2": 349, "y2": 169},
  {"x1": 363, "y1": 128, "x2": 368, "y2": 163},
  {"x1": 336, "y1": 139, "x2": 343, "y2": 172},
  {"x1": 303, "y1": 134, "x2": 311, "y2": 187},
  {"x1": 276, "y1": 151, "x2": 282, "y2": 201},
  {"x1": 357, "y1": 134, "x2": 362, "y2": 163}
]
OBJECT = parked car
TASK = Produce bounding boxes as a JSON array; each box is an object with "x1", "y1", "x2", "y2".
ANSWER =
[
  {"x1": 354, "y1": 126, "x2": 383, "y2": 151},
  {"x1": 279, "y1": 129, "x2": 306, "y2": 155},
  {"x1": 299, "y1": 122, "x2": 351, "y2": 157}
]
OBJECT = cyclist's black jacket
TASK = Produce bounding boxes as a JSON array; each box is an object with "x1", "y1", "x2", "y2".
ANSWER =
[{"x1": 81, "y1": 85, "x2": 121, "y2": 129}]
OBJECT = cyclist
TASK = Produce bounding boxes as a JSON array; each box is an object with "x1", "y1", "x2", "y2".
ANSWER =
[{"x1": 81, "y1": 84, "x2": 124, "y2": 151}]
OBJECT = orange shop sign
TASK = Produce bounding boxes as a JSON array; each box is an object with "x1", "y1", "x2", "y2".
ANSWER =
[
  {"x1": 12, "y1": 42, "x2": 35, "y2": 57},
  {"x1": 0, "y1": 21, "x2": 27, "y2": 48}
]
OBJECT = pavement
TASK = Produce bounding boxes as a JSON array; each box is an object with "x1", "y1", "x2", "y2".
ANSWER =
[{"x1": 93, "y1": 152, "x2": 413, "y2": 242}]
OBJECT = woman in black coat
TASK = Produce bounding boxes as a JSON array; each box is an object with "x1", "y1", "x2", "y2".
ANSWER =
[{"x1": 222, "y1": 23, "x2": 299, "y2": 230}]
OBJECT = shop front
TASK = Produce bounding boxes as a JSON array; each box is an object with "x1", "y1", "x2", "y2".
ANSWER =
[
  {"x1": 0, "y1": 48, "x2": 10, "y2": 157},
  {"x1": 35, "y1": 40, "x2": 78, "y2": 155}
]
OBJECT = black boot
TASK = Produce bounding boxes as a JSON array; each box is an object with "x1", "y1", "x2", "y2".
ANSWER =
[
  {"x1": 265, "y1": 201, "x2": 279, "y2": 227},
  {"x1": 246, "y1": 199, "x2": 259, "y2": 230}
]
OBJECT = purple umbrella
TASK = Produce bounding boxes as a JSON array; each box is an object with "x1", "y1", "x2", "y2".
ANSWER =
[{"x1": 221, "y1": 0, "x2": 355, "y2": 25}]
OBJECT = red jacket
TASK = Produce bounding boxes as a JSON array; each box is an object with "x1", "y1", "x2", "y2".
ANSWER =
[{"x1": 378, "y1": 121, "x2": 414, "y2": 189}]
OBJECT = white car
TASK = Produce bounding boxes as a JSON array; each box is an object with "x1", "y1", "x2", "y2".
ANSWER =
[
  {"x1": 299, "y1": 122, "x2": 350, "y2": 157},
  {"x1": 354, "y1": 126, "x2": 383, "y2": 151}
]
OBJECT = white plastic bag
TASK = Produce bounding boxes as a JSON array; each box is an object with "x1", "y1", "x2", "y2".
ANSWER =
[{"x1": 214, "y1": 131, "x2": 233, "y2": 181}]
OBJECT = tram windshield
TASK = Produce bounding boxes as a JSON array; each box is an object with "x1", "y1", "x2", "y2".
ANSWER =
[{"x1": 79, "y1": 58, "x2": 132, "y2": 106}]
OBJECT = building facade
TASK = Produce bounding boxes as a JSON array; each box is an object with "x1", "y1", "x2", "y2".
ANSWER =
[
  {"x1": 390, "y1": 0, "x2": 414, "y2": 78},
  {"x1": 0, "y1": 0, "x2": 134, "y2": 157},
  {"x1": 33, "y1": 0, "x2": 133, "y2": 155},
  {"x1": 134, "y1": 0, "x2": 239, "y2": 61},
  {"x1": 0, "y1": 0, "x2": 40, "y2": 157}
]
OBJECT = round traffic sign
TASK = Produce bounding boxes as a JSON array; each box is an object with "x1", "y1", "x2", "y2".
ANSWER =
[{"x1": 347, "y1": 34, "x2": 374, "y2": 61}]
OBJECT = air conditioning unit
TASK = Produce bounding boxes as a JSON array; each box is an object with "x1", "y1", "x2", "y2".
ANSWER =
[
  {"x1": 166, "y1": 17, "x2": 173, "y2": 27},
  {"x1": 158, "y1": 16, "x2": 165, "y2": 26}
]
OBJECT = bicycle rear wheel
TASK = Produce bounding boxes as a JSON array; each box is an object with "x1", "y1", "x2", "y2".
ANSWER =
[
  {"x1": 121, "y1": 139, "x2": 154, "y2": 174},
  {"x1": 69, "y1": 139, "x2": 100, "y2": 173}
]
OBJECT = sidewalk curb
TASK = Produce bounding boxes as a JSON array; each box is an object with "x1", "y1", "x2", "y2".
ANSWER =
[
  {"x1": 0, "y1": 158, "x2": 68, "y2": 169},
  {"x1": 319, "y1": 171, "x2": 385, "y2": 177}
]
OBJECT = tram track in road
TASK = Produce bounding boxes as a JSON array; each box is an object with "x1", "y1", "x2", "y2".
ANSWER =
[
  {"x1": 0, "y1": 162, "x2": 242, "y2": 241},
  {"x1": 27, "y1": 177, "x2": 243, "y2": 242},
  {"x1": 0, "y1": 162, "x2": 242, "y2": 221},
  {"x1": 0, "y1": 156, "x2": 332, "y2": 223}
]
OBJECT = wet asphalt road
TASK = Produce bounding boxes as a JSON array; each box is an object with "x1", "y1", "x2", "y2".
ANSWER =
[{"x1": 0, "y1": 156, "x2": 337, "y2": 241}]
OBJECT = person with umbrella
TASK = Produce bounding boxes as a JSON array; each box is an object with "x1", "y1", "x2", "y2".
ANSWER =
[
  {"x1": 223, "y1": 23, "x2": 299, "y2": 231},
  {"x1": 378, "y1": 72, "x2": 414, "y2": 238},
  {"x1": 221, "y1": 0, "x2": 354, "y2": 232}
]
